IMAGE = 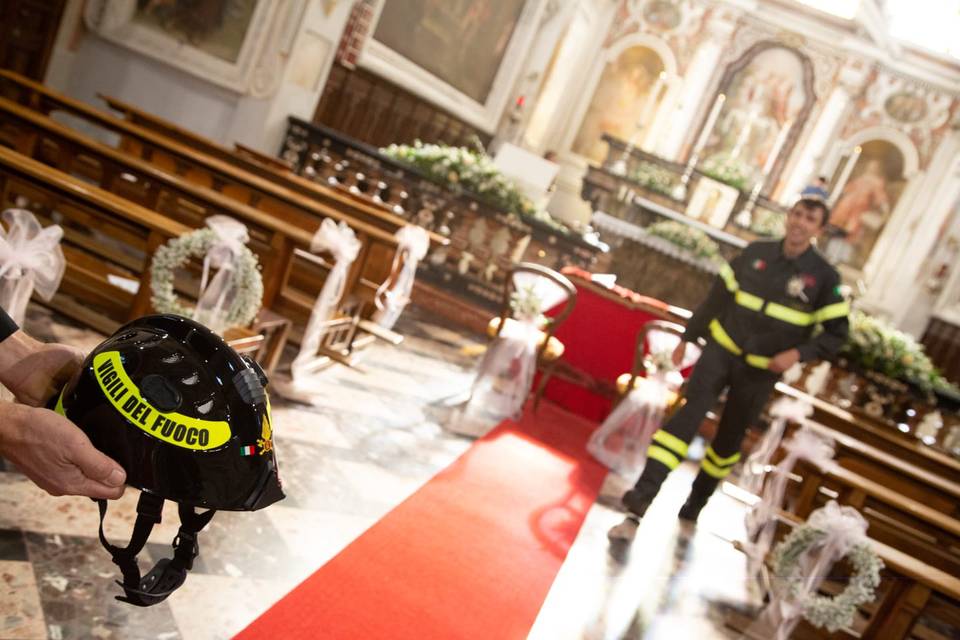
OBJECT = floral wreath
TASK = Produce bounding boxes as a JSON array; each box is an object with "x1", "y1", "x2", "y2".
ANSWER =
[
  {"x1": 771, "y1": 524, "x2": 883, "y2": 632},
  {"x1": 150, "y1": 228, "x2": 263, "y2": 328}
]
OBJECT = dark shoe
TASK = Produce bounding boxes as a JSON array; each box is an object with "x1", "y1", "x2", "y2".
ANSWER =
[
  {"x1": 607, "y1": 516, "x2": 640, "y2": 542},
  {"x1": 621, "y1": 489, "x2": 653, "y2": 518}
]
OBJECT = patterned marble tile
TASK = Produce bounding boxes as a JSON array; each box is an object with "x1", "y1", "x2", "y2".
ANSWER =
[
  {"x1": 165, "y1": 573, "x2": 291, "y2": 640},
  {"x1": 0, "y1": 561, "x2": 46, "y2": 640},
  {"x1": 0, "y1": 529, "x2": 28, "y2": 561},
  {"x1": 24, "y1": 532, "x2": 181, "y2": 640}
]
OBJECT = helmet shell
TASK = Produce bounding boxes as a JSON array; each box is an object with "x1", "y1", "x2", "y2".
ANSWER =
[{"x1": 56, "y1": 314, "x2": 284, "y2": 511}]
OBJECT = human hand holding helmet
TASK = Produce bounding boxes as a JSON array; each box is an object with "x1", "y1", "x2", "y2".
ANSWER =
[
  {"x1": 0, "y1": 329, "x2": 127, "y2": 499},
  {"x1": 55, "y1": 314, "x2": 284, "y2": 606}
]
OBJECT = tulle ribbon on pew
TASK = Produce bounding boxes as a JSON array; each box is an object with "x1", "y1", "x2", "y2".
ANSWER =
[
  {"x1": 748, "y1": 501, "x2": 870, "y2": 639},
  {"x1": 291, "y1": 218, "x2": 361, "y2": 382},
  {"x1": 0, "y1": 208, "x2": 65, "y2": 326},
  {"x1": 743, "y1": 424, "x2": 836, "y2": 595},
  {"x1": 192, "y1": 215, "x2": 250, "y2": 332},
  {"x1": 372, "y1": 225, "x2": 429, "y2": 330}
]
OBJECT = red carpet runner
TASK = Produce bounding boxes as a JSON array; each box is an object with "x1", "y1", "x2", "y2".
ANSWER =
[{"x1": 235, "y1": 401, "x2": 605, "y2": 639}]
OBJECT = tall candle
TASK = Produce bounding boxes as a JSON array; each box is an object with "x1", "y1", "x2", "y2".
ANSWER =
[
  {"x1": 761, "y1": 119, "x2": 793, "y2": 177},
  {"x1": 829, "y1": 145, "x2": 862, "y2": 206},
  {"x1": 691, "y1": 93, "x2": 726, "y2": 158}
]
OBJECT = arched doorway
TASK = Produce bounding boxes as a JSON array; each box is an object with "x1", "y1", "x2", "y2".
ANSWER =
[{"x1": 825, "y1": 139, "x2": 908, "y2": 270}]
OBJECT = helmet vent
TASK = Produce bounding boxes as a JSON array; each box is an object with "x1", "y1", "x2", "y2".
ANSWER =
[
  {"x1": 181, "y1": 373, "x2": 199, "y2": 386},
  {"x1": 196, "y1": 399, "x2": 214, "y2": 415},
  {"x1": 140, "y1": 374, "x2": 182, "y2": 412},
  {"x1": 162, "y1": 354, "x2": 183, "y2": 364}
]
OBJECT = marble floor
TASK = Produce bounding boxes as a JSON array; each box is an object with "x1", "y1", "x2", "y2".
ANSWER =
[{"x1": 0, "y1": 305, "x2": 761, "y2": 639}]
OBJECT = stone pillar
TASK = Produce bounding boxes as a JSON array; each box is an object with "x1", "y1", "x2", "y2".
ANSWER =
[
  {"x1": 859, "y1": 130, "x2": 960, "y2": 329},
  {"x1": 780, "y1": 61, "x2": 870, "y2": 201},
  {"x1": 655, "y1": 11, "x2": 737, "y2": 162},
  {"x1": 230, "y1": 1, "x2": 357, "y2": 154}
]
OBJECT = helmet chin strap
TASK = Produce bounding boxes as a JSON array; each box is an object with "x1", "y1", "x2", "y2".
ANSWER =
[{"x1": 96, "y1": 493, "x2": 216, "y2": 607}]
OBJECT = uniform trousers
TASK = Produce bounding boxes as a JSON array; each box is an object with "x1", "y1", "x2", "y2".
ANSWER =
[{"x1": 622, "y1": 342, "x2": 779, "y2": 518}]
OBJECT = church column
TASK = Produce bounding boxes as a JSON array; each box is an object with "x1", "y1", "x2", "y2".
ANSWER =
[
  {"x1": 860, "y1": 130, "x2": 960, "y2": 329},
  {"x1": 780, "y1": 61, "x2": 869, "y2": 201},
  {"x1": 655, "y1": 11, "x2": 737, "y2": 162},
  {"x1": 228, "y1": 1, "x2": 357, "y2": 154}
]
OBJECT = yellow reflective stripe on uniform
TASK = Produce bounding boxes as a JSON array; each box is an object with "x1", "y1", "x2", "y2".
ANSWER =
[
  {"x1": 765, "y1": 302, "x2": 815, "y2": 326},
  {"x1": 701, "y1": 457, "x2": 733, "y2": 479},
  {"x1": 706, "y1": 446, "x2": 741, "y2": 467},
  {"x1": 652, "y1": 430, "x2": 689, "y2": 458},
  {"x1": 813, "y1": 300, "x2": 850, "y2": 323},
  {"x1": 648, "y1": 445, "x2": 682, "y2": 470},
  {"x1": 709, "y1": 319, "x2": 743, "y2": 355},
  {"x1": 735, "y1": 290, "x2": 764, "y2": 311},
  {"x1": 54, "y1": 389, "x2": 66, "y2": 417},
  {"x1": 93, "y1": 351, "x2": 231, "y2": 451},
  {"x1": 718, "y1": 263, "x2": 738, "y2": 293},
  {"x1": 745, "y1": 354, "x2": 771, "y2": 369}
]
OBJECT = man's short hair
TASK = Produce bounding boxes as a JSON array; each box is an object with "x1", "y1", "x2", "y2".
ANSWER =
[{"x1": 795, "y1": 197, "x2": 830, "y2": 226}]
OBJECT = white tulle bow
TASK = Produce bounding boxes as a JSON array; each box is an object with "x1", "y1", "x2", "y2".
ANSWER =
[
  {"x1": 194, "y1": 215, "x2": 250, "y2": 332},
  {"x1": 373, "y1": 225, "x2": 429, "y2": 330},
  {"x1": 292, "y1": 219, "x2": 362, "y2": 381},
  {"x1": 0, "y1": 208, "x2": 65, "y2": 325}
]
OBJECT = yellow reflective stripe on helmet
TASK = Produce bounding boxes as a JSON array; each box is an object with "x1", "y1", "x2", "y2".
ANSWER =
[
  {"x1": 701, "y1": 457, "x2": 733, "y2": 479},
  {"x1": 718, "y1": 263, "x2": 738, "y2": 293},
  {"x1": 813, "y1": 300, "x2": 850, "y2": 323},
  {"x1": 765, "y1": 302, "x2": 814, "y2": 326},
  {"x1": 93, "y1": 351, "x2": 231, "y2": 451},
  {"x1": 735, "y1": 290, "x2": 764, "y2": 311},
  {"x1": 709, "y1": 319, "x2": 742, "y2": 355},
  {"x1": 745, "y1": 354, "x2": 771, "y2": 369},
  {"x1": 648, "y1": 444, "x2": 682, "y2": 470},
  {"x1": 706, "y1": 446, "x2": 741, "y2": 467},
  {"x1": 652, "y1": 429, "x2": 689, "y2": 458}
]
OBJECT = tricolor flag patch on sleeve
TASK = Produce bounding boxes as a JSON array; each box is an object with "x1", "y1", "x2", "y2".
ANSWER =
[{"x1": 240, "y1": 445, "x2": 256, "y2": 456}]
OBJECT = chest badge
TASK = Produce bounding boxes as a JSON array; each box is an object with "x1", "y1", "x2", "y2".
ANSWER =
[{"x1": 787, "y1": 275, "x2": 809, "y2": 302}]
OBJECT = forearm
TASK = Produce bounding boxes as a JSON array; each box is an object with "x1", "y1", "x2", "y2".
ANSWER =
[{"x1": 0, "y1": 330, "x2": 41, "y2": 390}]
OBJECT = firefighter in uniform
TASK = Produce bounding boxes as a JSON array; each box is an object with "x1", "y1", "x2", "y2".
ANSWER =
[{"x1": 609, "y1": 197, "x2": 849, "y2": 542}]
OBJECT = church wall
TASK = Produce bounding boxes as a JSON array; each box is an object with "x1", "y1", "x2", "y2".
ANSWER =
[{"x1": 44, "y1": 0, "x2": 354, "y2": 154}]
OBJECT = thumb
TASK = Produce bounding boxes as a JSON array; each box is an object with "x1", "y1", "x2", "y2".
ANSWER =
[{"x1": 68, "y1": 436, "x2": 126, "y2": 488}]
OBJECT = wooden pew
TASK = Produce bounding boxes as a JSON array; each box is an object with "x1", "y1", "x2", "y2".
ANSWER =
[
  {"x1": 783, "y1": 419, "x2": 960, "y2": 519},
  {"x1": 0, "y1": 71, "x2": 444, "y2": 248},
  {"x1": 787, "y1": 458, "x2": 960, "y2": 578},
  {"x1": 97, "y1": 93, "x2": 424, "y2": 231},
  {"x1": 0, "y1": 96, "x2": 394, "y2": 328},
  {"x1": 0, "y1": 146, "x2": 186, "y2": 332},
  {"x1": 776, "y1": 382, "x2": 960, "y2": 483}
]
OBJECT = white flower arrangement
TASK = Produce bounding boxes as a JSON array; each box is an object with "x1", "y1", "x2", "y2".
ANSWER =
[
  {"x1": 509, "y1": 282, "x2": 547, "y2": 326},
  {"x1": 700, "y1": 153, "x2": 753, "y2": 192},
  {"x1": 646, "y1": 220, "x2": 723, "y2": 262},
  {"x1": 771, "y1": 524, "x2": 884, "y2": 632},
  {"x1": 150, "y1": 229, "x2": 263, "y2": 328},
  {"x1": 381, "y1": 140, "x2": 572, "y2": 234},
  {"x1": 842, "y1": 310, "x2": 959, "y2": 395}
]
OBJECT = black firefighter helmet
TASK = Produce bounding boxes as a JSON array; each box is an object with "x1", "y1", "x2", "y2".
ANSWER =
[{"x1": 53, "y1": 314, "x2": 284, "y2": 606}]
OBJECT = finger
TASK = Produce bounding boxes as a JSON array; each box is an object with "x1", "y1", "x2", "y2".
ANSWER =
[
  {"x1": 66, "y1": 435, "x2": 126, "y2": 488},
  {"x1": 74, "y1": 479, "x2": 126, "y2": 500}
]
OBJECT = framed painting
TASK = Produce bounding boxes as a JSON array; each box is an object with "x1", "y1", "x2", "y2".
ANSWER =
[
  {"x1": 360, "y1": 0, "x2": 546, "y2": 132},
  {"x1": 83, "y1": 0, "x2": 301, "y2": 96},
  {"x1": 686, "y1": 177, "x2": 739, "y2": 229}
]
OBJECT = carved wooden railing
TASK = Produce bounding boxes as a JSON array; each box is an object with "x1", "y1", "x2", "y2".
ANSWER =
[{"x1": 281, "y1": 116, "x2": 607, "y2": 310}]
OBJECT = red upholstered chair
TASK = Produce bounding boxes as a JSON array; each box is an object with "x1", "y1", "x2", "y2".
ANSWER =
[{"x1": 485, "y1": 263, "x2": 577, "y2": 411}]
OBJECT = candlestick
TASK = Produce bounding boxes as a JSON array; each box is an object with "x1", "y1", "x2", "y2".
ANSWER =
[
  {"x1": 691, "y1": 93, "x2": 726, "y2": 159},
  {"x1": 828, "y1": 145, "x2": 862, "y2": 207}
]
